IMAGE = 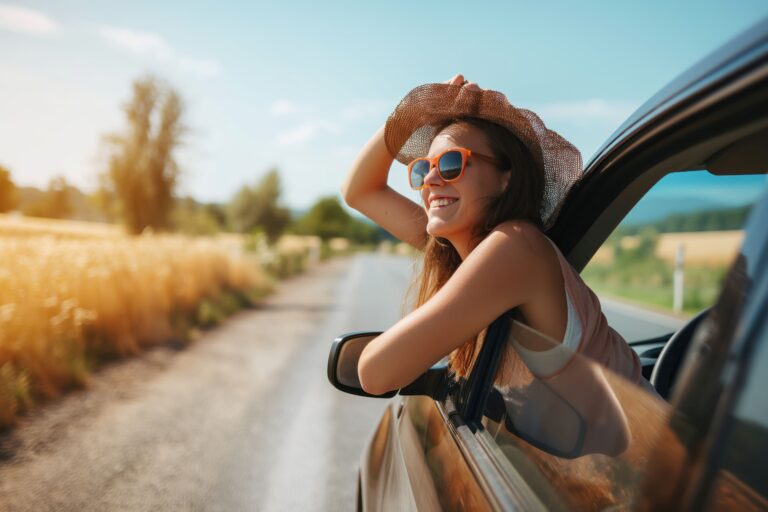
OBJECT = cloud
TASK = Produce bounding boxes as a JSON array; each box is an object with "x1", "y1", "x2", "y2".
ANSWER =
[
  {"x1": 338, "y1": 99, "x2": 391, "y2": 122},
  {"x1": 0, "y1": 4, "x2": 58, "y2": 35},
  {"x1": 271, "y1": 97, "x2": 391, "y2": 147},
  {"x1": 178, "y1": 57, "x2": 221, "y2": 78},
  {"x1": 277, "y1": 120, "x2": 340, "y2": 147},
  {"x1": 269, "y1": 100, "x2": 299, "y2": 117},
  {"x1": 97, "y1": 25, "x2": 220, "y2": 77},
  {"x1": 97, "y1": 26, "x2": 172, "y2": 59},
  {"x1": 534, "y1": 99, "x2": 639, "y2": 125}
]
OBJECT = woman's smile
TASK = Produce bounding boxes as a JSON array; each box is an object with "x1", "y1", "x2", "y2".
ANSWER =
[{"x1": 429, "y1": 196, "x2": 459, "y2": 209}]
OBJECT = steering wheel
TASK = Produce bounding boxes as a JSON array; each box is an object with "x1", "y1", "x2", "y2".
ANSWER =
[{"x1": 650, "y1": 307, "x2": 711, "y2": 400}]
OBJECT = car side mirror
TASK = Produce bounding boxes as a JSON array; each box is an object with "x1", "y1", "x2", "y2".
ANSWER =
[{"x1": 327, "y1": 331, "x2": 452, "y2": 400}]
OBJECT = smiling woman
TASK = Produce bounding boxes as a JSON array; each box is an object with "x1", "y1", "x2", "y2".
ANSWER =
[{"x1": 341, "y1": 74, "x2": 647, "y2": 398}]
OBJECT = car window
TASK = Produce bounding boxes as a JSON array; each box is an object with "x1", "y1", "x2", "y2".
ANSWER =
[
  {"x1": 580, "y1": 170, "x2": 766, "y2": 343},
  {"x1": 703, "y1": 314, "x2": 768, "y2": 510},
  {"x1": 476, "y1": 173, "x2": 768, "y2": 510},
  {"x1": 478, "y1": 320, "x2": 676, "y2": 510}
]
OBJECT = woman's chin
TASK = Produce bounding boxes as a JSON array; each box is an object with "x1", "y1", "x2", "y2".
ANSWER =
[{"x1": 426, "y1": 218, "x2": 454, "y2": 239}]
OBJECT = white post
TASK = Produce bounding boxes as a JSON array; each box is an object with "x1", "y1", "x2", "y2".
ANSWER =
[{"x1": 673, "y1": 243, "x2": 685, "y2": 313}]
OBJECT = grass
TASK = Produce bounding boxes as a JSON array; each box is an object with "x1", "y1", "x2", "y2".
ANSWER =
[
  {"x1": 0, "y1": 216, "x2": 321, "y2": 428},
  {"x1": 582, "y1": 257, "x2": 729, "y2": 316}
]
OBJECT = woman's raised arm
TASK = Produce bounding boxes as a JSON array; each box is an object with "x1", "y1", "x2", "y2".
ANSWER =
[
  {"x1": 341, "y1": 74, "x2": 469, "y2": 250},
  {"x1": 340, "y1": 124, "x2": 428, "y2": 250}
]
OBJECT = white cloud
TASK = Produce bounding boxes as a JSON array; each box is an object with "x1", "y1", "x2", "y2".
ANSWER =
[
  {"x1": 339, "y1": 99, "x2": 391, "y2": 122},
  {"x1": 277, "y1": 120, "x2": 340, "y2": 147},
  {"x1": 269, "y1": 100, "x2": 299, "y2": 117},
  {"x1": 0, "y1": 4, "x2": 58, "y2": 35},
  {"x1": 97, "y1": 26, "x2": 172, "y2": 59},
  {"x1": 534, "y1": 99, "x2": 639, "y2": 125},
  {"x1": 97, "y1": 25, "x2": 220, "y2": 77},
  {"x1": 178, "y1": 57, "x2": 221, "y2": 77}
]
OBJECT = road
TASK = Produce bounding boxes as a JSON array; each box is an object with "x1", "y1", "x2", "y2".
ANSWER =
[{"x1": 0, "y1": 253, "x2": 687, "y2": 511}]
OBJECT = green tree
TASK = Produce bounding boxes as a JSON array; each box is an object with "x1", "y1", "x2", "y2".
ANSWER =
[
  {"x1": 47, "y1": 176, "x2": 71, "y2": 219},
  {"x1": 172, "y1": 196, "x2": 223, "y2": 235},
  {"x1": 227, "y1": 169, "x2": 291, "y2": 242},
  {"x1": 100, "y1": 75, "x2": 186, "y2": 234},
  {"x1": 0, "y1": 165, "x2": 18, "y2": 213},
  {"x1": 292, "y1": 195, "x2": 383, "y2": 243},
  {"x1": 292, "y1": 196, "x2": 352, "y2": 241},
  {"x1": 21, "y1": 176, "x2": 72, "y2": 219}
]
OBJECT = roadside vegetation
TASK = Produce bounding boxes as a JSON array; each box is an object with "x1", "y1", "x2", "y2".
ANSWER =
[
  {"x1": 0, "y1": 74, "x2": 388, "y2": 428},
  {"x1": 582, "y1": 213, "x2": 746, "y2": 316}
]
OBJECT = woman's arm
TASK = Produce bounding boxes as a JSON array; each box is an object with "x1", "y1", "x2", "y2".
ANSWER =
[
  {"x1": 340, "y1": 124, "x2": 428, "y2": 250},
  {"x1": 358, "y1": 221, "x2": 542, "y2": 395},
  {"x1": 341, "y1": 74, "x2": 469, "y2": 251}
]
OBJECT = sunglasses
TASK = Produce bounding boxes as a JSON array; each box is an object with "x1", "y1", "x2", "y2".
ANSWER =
[{"x1": 407, "y1": 147, "x2": 503, "y2": 190}]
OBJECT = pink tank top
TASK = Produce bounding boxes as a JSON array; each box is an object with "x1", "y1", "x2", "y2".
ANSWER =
[{"x1": 541, "y1": 236, "x2": 642, "y2": 384}]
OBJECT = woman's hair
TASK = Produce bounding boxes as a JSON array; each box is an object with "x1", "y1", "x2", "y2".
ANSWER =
[{"x1": 406, "y1": 116, "x2": 545, "y2": 379}]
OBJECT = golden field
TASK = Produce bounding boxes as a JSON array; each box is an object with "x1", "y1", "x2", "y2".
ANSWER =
[
  {"x1": 0, "y1": 215, "x2": 320, "y2": 427},
  {"x1": 590, "y1": 230, "x2": 744, "y2": 266}
]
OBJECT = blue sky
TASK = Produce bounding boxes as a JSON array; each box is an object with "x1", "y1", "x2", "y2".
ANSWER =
[{"x1": 1, "y1": 0, "x2": 767, "y2": 209}]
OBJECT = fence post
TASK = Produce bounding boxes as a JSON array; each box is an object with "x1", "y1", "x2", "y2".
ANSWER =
[{"x1": 673, "y1": 243, "x2": 685, "y2": 313}]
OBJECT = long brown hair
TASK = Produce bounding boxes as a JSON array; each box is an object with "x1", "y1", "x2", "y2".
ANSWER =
[{"x1": 406, "y1": 117, "x2": 545, "y2": 379}]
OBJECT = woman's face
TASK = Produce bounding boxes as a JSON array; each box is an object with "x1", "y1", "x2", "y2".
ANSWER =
[{"x1": 420, "y1": 123, "x2": 510, "y2": 245}]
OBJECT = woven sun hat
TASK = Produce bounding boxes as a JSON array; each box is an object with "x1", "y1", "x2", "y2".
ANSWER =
[{"x1": 384, "y1": 82, "x2": 584, "y2": 230}]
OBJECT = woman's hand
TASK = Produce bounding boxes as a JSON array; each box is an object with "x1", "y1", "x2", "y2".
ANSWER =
[{"x1": 444, "y1": 74, "x2": 482, "y2": 92}]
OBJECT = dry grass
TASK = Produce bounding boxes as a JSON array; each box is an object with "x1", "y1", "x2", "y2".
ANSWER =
[
  {"x1": 591, "y1": 230, "x2": 743, "y2": 266},
  {"x1": 654, "y1": 230, "x2": 743, "y2": 265},
  {"x1": 0, "y1": 216, "x2": 278, "y2": 427},
  {"x1": 0, "y1": 213, "x2": 123, "y2": 239}
]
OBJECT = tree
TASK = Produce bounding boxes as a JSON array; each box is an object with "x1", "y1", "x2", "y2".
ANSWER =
[
  {"x1": 0, "y1": 165, "x2": 18, "y2": 213},
  {"x1": 172, "y1": 196, "x2": 225, "y2": 235},
  {"x1": 100, "y1": 75, "x2": 185, "y2": 234},
  {"x1": 292, "y1": 196, "x2": 353, "y2": 241},
  {"x1": 291, "y1": 196, "x2": 384, "y2": 243},
  {"x1": 46, "y1": 176, "x2": 71, "y2": 219},
  {"x1": 227, "y1": 169, "x2": 291, "y2": 242},
  {"x1": 21, "y1": 176, "x2": 72, "y2": 219}
]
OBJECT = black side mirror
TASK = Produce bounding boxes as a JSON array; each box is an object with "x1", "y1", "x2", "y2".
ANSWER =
[{"x1": 327, "y1": 331, "x2": 452, "y2": 400}]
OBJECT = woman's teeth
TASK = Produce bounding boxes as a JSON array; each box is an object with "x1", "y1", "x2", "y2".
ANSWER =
[{"x1": 431, "y1": 198, "x2": 458, "y2": 208}]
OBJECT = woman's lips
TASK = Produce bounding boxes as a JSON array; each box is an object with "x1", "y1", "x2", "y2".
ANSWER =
[{"x1": 429, "y1": 197, "x2": 459, "y2": 209}]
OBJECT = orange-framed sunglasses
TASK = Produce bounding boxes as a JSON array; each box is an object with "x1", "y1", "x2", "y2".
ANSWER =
[{"x1": 407, "y1": 147, "x2": 503, "y2": 190}]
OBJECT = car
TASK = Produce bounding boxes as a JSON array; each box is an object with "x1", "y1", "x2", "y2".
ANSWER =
[{"x1": 328, "y1": 17, "x2": 768, "y2": 512}]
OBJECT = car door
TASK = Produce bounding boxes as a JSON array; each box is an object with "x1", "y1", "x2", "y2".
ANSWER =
[
  {"x1": 462, "y1": 18, "x2": 768, "y2": 511},
  {"x1": 360, "y1": 17, "x2": 768, "y2": 511},
  {"x1": 360, "y1": 321, "x2": 520, "y2": 511}
]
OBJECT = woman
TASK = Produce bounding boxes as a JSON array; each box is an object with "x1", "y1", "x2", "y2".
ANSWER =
[{"x1": 341, "y1": 74, "x2": 644, "y2": 400}]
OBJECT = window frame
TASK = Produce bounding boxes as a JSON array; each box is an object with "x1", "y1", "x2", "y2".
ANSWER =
[{"x1": 457, "y1": 22, "x2": 768, "y2": 506}]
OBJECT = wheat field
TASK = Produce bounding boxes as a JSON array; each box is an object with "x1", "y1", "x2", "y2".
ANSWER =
[
  {"x1": 0, "y1": 215, "x2": 279, "y2": 426},
  {"x1": 590, "y1": 230, "x2": 743, "y2": 266}
]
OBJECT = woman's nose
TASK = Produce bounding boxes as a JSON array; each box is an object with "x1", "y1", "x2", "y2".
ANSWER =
[{"x1": 422, "y1": 163, "x2": 444, "y2": 187}]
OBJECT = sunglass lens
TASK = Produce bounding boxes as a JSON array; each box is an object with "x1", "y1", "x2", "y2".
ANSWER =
[
  {"x1": 410, "y1": 159, "x2": 430, "y2": 189},
  {"x1": 439, "y1": 151, "x2": 464, "y2": 180}
]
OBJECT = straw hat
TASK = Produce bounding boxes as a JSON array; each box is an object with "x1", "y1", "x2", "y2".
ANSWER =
[{"x1": 384, "y1": 82, "x2": 583, "y2": 230}]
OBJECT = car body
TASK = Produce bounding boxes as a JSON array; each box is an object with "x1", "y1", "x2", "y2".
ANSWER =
[{"x1": 328, "y1": 17, "x2": 768, "y2": 511}]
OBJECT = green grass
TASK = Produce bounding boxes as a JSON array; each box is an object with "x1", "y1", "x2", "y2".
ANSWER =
[{"x1": 582, "y1": 258, "x2": 728, "y2": 316}]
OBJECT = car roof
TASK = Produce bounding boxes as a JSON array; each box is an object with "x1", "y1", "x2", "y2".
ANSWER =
[
  {"x1": 548, "y1": 17, "x2": 768, "y2": 270},
  {"x1": 585, "y1": 17, "x2": 768, "y2": 175}
]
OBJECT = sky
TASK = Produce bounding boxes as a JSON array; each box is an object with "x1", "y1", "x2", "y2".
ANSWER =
[{"x1": 1, "y1": 0, "x2": 767, "y2": 210}]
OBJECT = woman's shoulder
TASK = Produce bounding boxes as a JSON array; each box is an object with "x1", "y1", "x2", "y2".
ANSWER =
[
  {"x1": 466, "y1": 220, "x2": 559, "y2": 294},
  {"x1": 487, "y1": 219, "x2": 556, "y2": 262}
]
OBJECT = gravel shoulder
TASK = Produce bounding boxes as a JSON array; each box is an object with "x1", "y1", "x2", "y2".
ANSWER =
[{"x1": 0, "y1": 255, "x2": 385, "y2": 512}]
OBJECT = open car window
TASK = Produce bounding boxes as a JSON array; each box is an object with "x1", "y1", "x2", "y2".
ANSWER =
[
  {"x1": 580, "y1": 170, "x2": 766, "y2": 343},
  {"x1": 478, "y1": 318, "x2": 675, "y2": 510},
  {"x1": 477, "y1": 175, "x2": 768, "y2": 510}
]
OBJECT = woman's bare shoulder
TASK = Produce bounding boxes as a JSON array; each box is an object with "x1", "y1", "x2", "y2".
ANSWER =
[{"x1": 486, "y1": 220, "x2": 553, "y2": 260}]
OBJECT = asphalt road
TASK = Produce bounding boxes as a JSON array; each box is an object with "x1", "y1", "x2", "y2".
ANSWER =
[{"x1": 0, "y1": 252, "x2": 688, "y2": 511}]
